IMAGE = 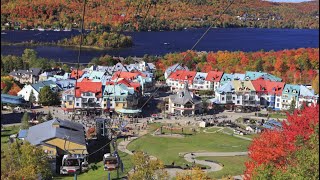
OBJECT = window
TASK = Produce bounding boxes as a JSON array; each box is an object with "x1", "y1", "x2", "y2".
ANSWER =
[
  {"x1": 222, "y1": 97, "x2": 225, "y2": 101},
  {"x1": 68, "y1": 101, "x2": 72, "y2": 105},
  {"x1": 233, "y1": 97, "x2": 235, "y2": 100},
  {"x1": 276, "y1": 103, "x2": 279, "y2": 107},
  {"x1": 277, "y1": 98, "x2": 280, "y2": 102},
  {"x1": 237, "y1": 100, "x2": 240, "y2": 104},
  {"x1": 76, "y1": 103, "x2": 79, "y2": 106}
]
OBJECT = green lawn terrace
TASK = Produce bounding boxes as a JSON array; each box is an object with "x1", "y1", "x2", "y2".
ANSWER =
[
  {"x1": 127, "y1": 127, "x2": 250, "y2": 168},
  {"x1": 197, "y1": 156, "x2": 248, "y2": 179}
]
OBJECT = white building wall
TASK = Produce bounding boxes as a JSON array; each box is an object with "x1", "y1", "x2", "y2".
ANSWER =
[{"x1": 17, "y1": 85, "x2": 39, "y2": 102}]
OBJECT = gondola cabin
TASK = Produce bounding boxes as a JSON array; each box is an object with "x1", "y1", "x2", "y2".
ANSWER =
[
  {"x1": 60, "y1": 154, "x2": 88, "y2": 174},
  {"x1": 103, "y1": 153, "x2": 119, "y2": 171}
]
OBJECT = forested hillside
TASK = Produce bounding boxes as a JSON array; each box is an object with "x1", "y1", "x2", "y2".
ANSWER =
[
  {"x1": 1, "y1": 0, "x2": 319, "y2": 31},
  {"x1": 156, "y1": 48, "x2": 319, "y2": 85}
]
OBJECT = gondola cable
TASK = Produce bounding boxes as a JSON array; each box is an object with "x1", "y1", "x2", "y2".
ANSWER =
[{"x1": 138, "y1": 0, "x2": 236, "y2": 110}]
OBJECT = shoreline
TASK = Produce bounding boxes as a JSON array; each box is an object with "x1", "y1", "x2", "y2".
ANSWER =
[{"x1": 1, "y1": 41, "x2": 131, "y2": 51}]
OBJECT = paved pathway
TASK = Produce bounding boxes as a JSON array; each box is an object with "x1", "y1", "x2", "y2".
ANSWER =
[
  {"x1": 184, "y1": 152, "x2": 248, "y2": 173},
  {"x1": 118, "y1": 126, "x2": 249, "y2": 180}
]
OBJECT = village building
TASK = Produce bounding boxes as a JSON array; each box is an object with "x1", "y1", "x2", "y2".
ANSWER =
[
  {"x1": 9, "y1": 68, "x2": 42, "y2": 84},
  {"x1": 17, "y1": 80, "x2": 60, "y2": 102},
  {"x1": 102, "y1": 83, "x2": 140, "y2": 114},
  {"x1": 167, "y1": 83, "x2": 203, "y2": 115},
  {"x1": 25, "y1": 118, "x2": 87, "y2": 156},
  {"x1": 281, "y1": 84, "x2": 300, "y2": 110},
  {"x1": 164, "y1": 63, "x2": 189, "y2": 79},
  {"x1": 166, "y1": 70, "x2": 197, "y2": 91}
]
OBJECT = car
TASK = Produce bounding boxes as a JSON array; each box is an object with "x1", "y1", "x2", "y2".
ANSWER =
[{"x1": 151, "y1": 114, "x2": 159, "y2": 119}]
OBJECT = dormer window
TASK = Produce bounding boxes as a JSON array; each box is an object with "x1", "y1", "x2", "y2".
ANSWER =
[
  {"x1": 245, "y1": 76, "x2": 250, "y2": 80},
  {"x1": 285, "y1": 89, "x2": 289, "y2": 93},
  {"x1": 292, "y1": 90, "x2": 297, "y2": 94}
]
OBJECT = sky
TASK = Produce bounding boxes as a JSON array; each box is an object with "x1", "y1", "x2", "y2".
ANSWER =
[{"x1": 267, "y1": 0, "x2": 314, "y2": 2}]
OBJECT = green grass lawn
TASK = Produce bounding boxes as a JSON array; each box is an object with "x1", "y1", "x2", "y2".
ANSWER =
[
  {"x1": 268, "y1": 113, "x2": 287, "y2": 119},
  {"x1": 205, "y1": 127, "x2": 223, "y2": 132},
  {"x1": 161, "y1": 127, "x2": 194, "y2": 135},
  {"x1": 127, "y1": 132, "x2": 250, "y2": 167},
  {"x1": 197, "y1": 156, "x2": 249, "y2": 179},
  {"x1": 220, "y1": 127, "x2": 234, "y2": 134}
]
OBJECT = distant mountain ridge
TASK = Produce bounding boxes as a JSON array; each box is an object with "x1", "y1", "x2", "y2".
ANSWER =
[{"x1": 1, "y1": 0, "x2": 319, "y2": 30}]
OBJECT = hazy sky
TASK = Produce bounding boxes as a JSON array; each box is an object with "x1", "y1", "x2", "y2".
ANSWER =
[{"x1": 267, "y1": 0, "x2": 314, "y2": 2}]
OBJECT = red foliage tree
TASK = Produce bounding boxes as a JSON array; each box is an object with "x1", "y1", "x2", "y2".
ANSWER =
[{"x1": 244, "y1": 105, "x2": 319, "y2": 180}]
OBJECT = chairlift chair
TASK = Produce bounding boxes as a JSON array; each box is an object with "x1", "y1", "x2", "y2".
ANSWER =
[
  {"x1": 60, "y1": 154, "x2": 88, "y2": 174},
  {"x1": 103, "y1": 153, "x2": 119, "y2": 171}
]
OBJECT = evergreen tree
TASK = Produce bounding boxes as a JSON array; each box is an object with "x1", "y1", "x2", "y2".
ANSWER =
[
  {"x1": 289, "y1": 98, "x2": 296, "y2": 114},
  {"x1": 46, "y1": 111, "x2": 53, "y2": 121},
  {"x1": 20, "y1": 112, "x2": 30, "y2": 129},
  {"x1": 255, "y1": 58, "x2": 264, "y2": 72},
  {"x1": 37, "y1": 114, "x2": 44, "y2": 123},
  {"x1": 28, "y1": 90, "x2": 36, "y2": 109}
]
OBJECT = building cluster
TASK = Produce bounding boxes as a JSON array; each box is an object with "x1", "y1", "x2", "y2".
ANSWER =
[
  {"x1": 12, "y1": 61, "x2": 156, "y2": 115},
  {"x1": 165, "y1": 64, "x2": 318, "y2": 112}
]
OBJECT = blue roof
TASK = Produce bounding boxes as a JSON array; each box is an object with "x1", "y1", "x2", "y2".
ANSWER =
[
  {"x1": 88, "y1": 71, "x2": 106, "y2": 80},
  {"x1": 260, "y1": 74, "x2": 282, "y2": 82},
  {"x1": 103, "y1": 84, "x2": 134, "y2": 96},
  {"x1": 245, "y1": 71, "x2": 266, "y2": 80},
  {"x1": 18, "y1": 129, "x2": 28, "y2": 139},
  {"x1": 217, "y1": 81, "x2": 234, "y2": 94},
  {"x1": 116, "y1": 109, "x2": 141, "y2": 114},
  {"x1": 1, "y1": 94, "x2": 26, "y2": 105},
  {"x1": 220, "y1": 73, "x2": 234, "y2": 86},
  {"x1": 299, "y1": 85, "x2": 316, "y2": 97},
  {"x1": 56, "y1": 79, "x2": 76, "y2": 89},
  {"x1": 245, "y1": 71, "x2": 282, "y2": 82},
  {"x1": 233, "y1": 73, "x2": 245, "y2": 80},
  {"x1": 283, "y1": 84, "x2": 300, "y2": 97},
  {"x1": 31, "y1": 80, "x2": 58, "y2": 92}
]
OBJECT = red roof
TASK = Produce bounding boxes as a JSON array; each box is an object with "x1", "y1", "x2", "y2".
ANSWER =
[
  {"x1": 252, "y1": 78, "x2": 285, "y2": 95},
  {"x1": 206, "y1": 70, "x2": 224, "y2": 82},
  {"x1": 266, "y1": 81, "x2": 285, "y2": 96},
  {"x1": 251, "y1": 78, "x2": 268, "y2": 93},
  {"x1": 111, "y1": 71, "x2": 143, "y2": 81},
  {"x1": 106, "y1": 79, "x2": 141, "y2": 92},
  {"x1": 75, "y1": 82, "x2": 102, "y2": 97},
  {"x1": 80, "y1": 77, "x2": 92, "y2": 82},
  {"x1": 70, "y1": 70, "x2": 85, "y2": 79},
  {"x1": 168, "y1": 70, "x2": 197, "y2": 84}
]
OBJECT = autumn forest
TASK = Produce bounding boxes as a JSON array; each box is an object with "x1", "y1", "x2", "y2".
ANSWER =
[{"x1": 1, "y1": 0, "x2": 319, "y2": 31}]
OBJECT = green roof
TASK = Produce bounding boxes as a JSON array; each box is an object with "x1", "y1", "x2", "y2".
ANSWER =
[{"x1": 116, "y1": 109, "x2": 141, "y2": 114}]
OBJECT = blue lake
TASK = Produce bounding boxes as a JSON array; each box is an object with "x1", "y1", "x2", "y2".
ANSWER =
[{"x1": 1, "y1": 28, "x2": 319, "y2": 63}]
